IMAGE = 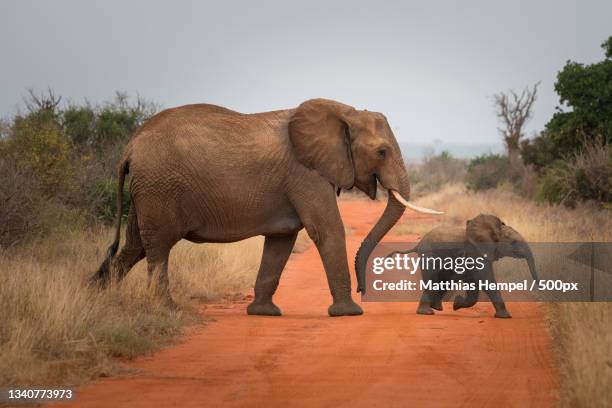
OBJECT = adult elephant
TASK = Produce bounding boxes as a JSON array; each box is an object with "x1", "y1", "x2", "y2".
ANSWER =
[
  {"x1": 92, "y1": 98, "x2": 441, "y2": 316},
  {"x1": 396, "y1": 214, "x2": 538, "y2": 318}
]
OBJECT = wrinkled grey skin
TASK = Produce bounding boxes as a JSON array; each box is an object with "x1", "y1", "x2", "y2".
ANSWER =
[
  {"x1": 92, "y1": 99, "x2": 429, "y2": 317},
  {"x1": 399, "y1": 214, "x2": 538, "y2": 318}
]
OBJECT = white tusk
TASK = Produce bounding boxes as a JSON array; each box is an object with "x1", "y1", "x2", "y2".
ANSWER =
[{"x1": 390, "y1": 190, "x2": 444, "y2": 215}]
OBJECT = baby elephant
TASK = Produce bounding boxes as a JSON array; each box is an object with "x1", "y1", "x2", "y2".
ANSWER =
[{"x1": 403, "y1": 214, "x2": 538, "y2": 318}]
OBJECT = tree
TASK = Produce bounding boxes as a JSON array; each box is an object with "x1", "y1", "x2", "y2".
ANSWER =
[
  {"x1": 493, "y1": 82, "x2": 540, "y2": 165},
  {"x1": 545, "y1": 37, "x2": 612, "y2": 157},
  {"x1": 522, "y1": 36, "x2": 612, "y2": 170},
  {"x1": 603, "y1": 36, "x2": 612, "y2": 59}
]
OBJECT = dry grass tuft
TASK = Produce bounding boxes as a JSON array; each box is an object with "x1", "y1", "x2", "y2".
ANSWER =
[
  {"x1": 408, "y1": 184, "x2": 611, "y2": 407},
  {"x1": 548, "y1": 302, "x2": 612, "y2": 406},
  {"x1": 0, "y1": 227, "x2": 263, "y2": 386},
  {"x1": 413, "y1": 184, "x2": 612, "y2": 241}
]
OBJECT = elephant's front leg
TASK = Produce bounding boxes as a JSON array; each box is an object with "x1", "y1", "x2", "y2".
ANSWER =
[
  {"x1": 417, "y1": 268, "x2": 439, "y2": 315},
  {"x1": 314, "y1": 222, "x2": 363, "y2": 316},
  {"x1": 474, "y1": 264, "x2": 511, "y2": 318},
  {"x1": 247, "y1": 233, "x2": 298, "y2": 316},
  {"x1": 304, "y1": 214, "x2": 362, "y2": 315},
  {"x1": 289, "y1": 181, "x2": 362, "y2": 316},
  {"x1": 431, "y1": 289, "x2": 446, "y2": 311}
]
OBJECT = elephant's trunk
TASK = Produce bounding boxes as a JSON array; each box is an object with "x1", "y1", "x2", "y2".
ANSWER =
[
  {"x1": 354, "y1": 173, "x2": 413, "y2": 294},
  {"x1": 354, "y1": 166, "x2": 443, "y2": 294},
  {"x1": 525, "y1": 249, "x2": 539, "y2": 282},
  {"x1": 354, "y1": 193, "x2": 406, "y2": 293}
]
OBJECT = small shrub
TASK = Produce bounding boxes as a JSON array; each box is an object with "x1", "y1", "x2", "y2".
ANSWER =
[
  {"x1": 537, "y1": 140, "x2": 612, "y2": 206},
  {"x1": 465, "y1": 154, "x2": 511, "y2": 191},
  {"x1": 9, "y1": 116, "x2": 74, "y2": 195}
]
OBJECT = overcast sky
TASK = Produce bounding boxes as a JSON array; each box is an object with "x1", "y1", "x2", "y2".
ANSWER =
[{"x1": 1, "y1": 1, "x2": 610, "y2": 146}]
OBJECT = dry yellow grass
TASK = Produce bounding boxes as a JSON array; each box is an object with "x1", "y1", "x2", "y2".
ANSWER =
[
  {"x1": 0, "y1": 226, "x2": 263, "y2": 386},
  {"x1": 548, "y1": 303, "x2": 612, "y2": 406},
  {"x1": 412, "y1": 183, "x2": 612, "y2": 241},
  {"x1": 407, "y1": 184, "x2": 612, "y2": 407}
]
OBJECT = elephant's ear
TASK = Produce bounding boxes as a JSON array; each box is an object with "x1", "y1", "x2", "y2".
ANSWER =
[
  {"x1": 465, "y1": 214, "x2": 503, "y2": 262},
  {"x1": 288, "y1": 99, "x2": 357, "y2": 189}
]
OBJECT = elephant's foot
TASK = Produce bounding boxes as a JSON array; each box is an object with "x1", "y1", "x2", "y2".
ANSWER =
[
  {"x1": 416, "y1": 304, "x2": 435, "y2": 315},
  {"x1": 453, "y1": 295, "x2": 465, "y2": 310},
  {"x1": 247, "y1": 300, "x2": 282, "y2": 316},
  {"x1": 431, "y1": 299, "x2": 443, "y2": 311},
  {"x1": 494, "y1": 309, "x2": 512, "y2": 318},
  {"x1": 328, "y1": 299, "x2": 363, "y2": 317}
]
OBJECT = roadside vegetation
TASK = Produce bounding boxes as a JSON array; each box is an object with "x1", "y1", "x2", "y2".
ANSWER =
[{"x1": 0, "y1": 228, "x2": 264, "y2": 385}]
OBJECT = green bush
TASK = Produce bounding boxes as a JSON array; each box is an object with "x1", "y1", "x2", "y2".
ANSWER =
[
  {"x1": 62, "y1": 105, "x2": 95, "y2": 147},
  {"x1": 537, "y1": 161, "x2": 572, "y2": 204},
  {"x1": 94, "y1": 108, "x2": 140, "y2": 148},
  {"x1": 537, "y1": 141, "x2": 612, "y2": 206},
  {"x1": 465, "y1": 154, "x2": 511, "y2": 191},
  {"x1": 94, "y1": 178, "x2": 131, "y2": 223}
]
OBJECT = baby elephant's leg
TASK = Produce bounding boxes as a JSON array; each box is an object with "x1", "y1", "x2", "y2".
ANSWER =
[
  {"x1": 431, "y1": 289, "x2": 446, "y2": 311},
  {"x1": 417, "y1": 268, "x2": 439, "y2": 315},
  {"x1": 453, "y1": 287, "x2": 479, "y2": 310}
]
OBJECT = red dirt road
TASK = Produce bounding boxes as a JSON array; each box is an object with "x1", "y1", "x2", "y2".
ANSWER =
[{"x1": 54, "y1": 201, "x2": 558, "y2": 407}]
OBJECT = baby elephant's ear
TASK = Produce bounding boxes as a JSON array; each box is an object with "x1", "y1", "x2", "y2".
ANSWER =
[
  {"x1": 465, "y1": 215, "x2": 502, "y2": 261},
  {"x1": 288, "y1": 99, "x2": 356, "y2": 190}
]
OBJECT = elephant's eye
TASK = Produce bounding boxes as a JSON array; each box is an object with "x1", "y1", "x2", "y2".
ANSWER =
[{"x1": 377, "y1": 148, "x2": 387, "y2": 158}]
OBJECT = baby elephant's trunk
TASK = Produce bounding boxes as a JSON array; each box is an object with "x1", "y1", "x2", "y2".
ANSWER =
[{"x1": 525, "y1": 249, "x2": 539, "y2": 282}]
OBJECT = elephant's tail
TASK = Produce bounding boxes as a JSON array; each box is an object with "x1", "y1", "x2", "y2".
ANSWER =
[{"x1": 91, "y1": 158, "x2": 130, "y2": 285}]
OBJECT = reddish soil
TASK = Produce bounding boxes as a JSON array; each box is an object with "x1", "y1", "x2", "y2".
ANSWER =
[{"x1": 53, "y1": 201, "x2": 558, "y2": 407}]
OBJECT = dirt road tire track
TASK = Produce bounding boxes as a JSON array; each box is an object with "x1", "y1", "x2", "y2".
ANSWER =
[{"x1": 51, "y1": 201, "x2": 558, "y2": 407}]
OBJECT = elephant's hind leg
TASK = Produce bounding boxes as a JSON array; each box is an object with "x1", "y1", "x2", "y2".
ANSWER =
[
  {"x1": 247, "y1": 232, "x2": 298, "y2": 316},
  {"x1": 416, "y1": 268, "x2": 439, "y2": 315},
  {"x1": 93, "y1": 206, "x2": 145, "y2": 286},
  {"x1": 431, "y1": 289, "x2": 447, "y2": 311},
  {"x1": 139, "y1": 223, "x2": 181, "y2": 307},
  {"x1": 111, "y1": 206, "x2": 145, "y2": 282},
  {"x1": 453, "y1": 286, "x2": 479, "y2": 310},
  {"x1": 143, "y1": 246, "x2": 176, "y2": 307}
]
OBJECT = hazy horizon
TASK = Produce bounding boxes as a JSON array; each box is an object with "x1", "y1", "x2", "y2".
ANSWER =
[{"x1": 1, "y1": 1, "x2": 610, "y2": 145}]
